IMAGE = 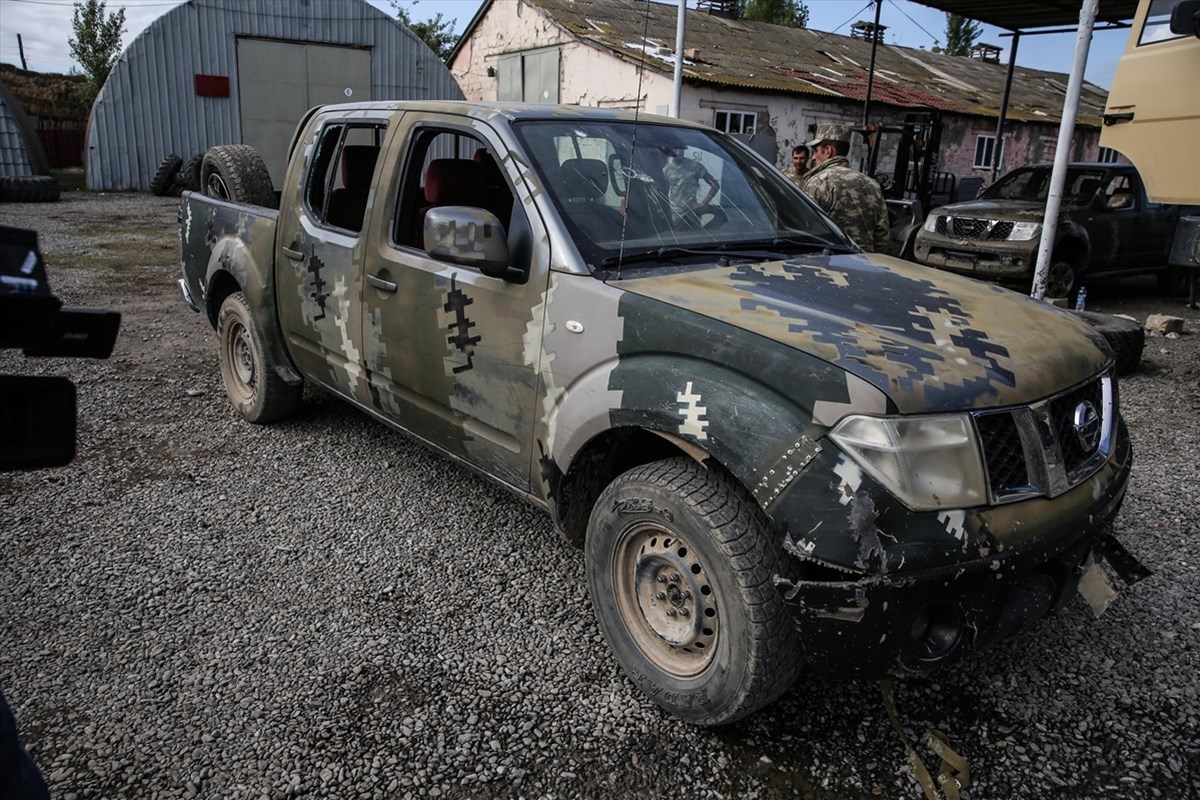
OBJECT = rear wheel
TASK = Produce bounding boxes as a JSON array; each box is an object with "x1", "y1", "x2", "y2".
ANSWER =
[
  {"x1": 201, "y1": 145, "x2": 275, "y2": 208},
  {"x1": 585, "y1": 457, "x2": 799, "y2": 725},
  {"x1": 217, "y1": 291, "x2": 302, "y2": 422}
]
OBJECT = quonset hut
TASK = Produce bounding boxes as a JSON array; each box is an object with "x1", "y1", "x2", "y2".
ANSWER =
[{"x1": 85, "y1": 0, "x2": 463, "y2": 191}]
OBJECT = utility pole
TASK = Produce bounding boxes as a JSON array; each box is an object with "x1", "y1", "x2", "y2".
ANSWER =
[{"x1": 17, "y1": 34, "x2": 28, "y2": 70}]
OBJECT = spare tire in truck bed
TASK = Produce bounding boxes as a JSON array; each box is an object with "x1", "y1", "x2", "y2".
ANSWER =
[{"x1": 201, "y1": 145, "x2": 275, "y2": 208}]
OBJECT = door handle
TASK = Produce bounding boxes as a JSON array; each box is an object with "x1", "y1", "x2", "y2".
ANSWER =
[
  {"x1": 1102, "y1": 112, "x2": 1134, "y2": 126},
  {"x1": 367, "y1": 274, "x2": 398, "y2": 293},
  {"x1": 282, "y1": 246, "x2": 304, "y2": 261}
]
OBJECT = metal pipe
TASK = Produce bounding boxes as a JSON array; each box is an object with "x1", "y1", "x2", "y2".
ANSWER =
[
  {"x1": 862, "y1": 0, "x2": 883, "y2": 128},
  {"x1": 1030, "y1": 0, "x2": 1097, "y2": 301},
  {"x1": 671, "y1": 0, "x2": 686, "y2": 118},
  {"x1": 991, "y1": 31, "x2": 1020, "y2": 183}
]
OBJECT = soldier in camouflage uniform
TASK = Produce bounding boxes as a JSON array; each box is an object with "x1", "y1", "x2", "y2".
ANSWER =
[
  {"x1": 783, "y1": 145, "x2": 808, "y2": 187},
  {"x1": 801, "y1": 123, "x2": 889, "y2": 252}
]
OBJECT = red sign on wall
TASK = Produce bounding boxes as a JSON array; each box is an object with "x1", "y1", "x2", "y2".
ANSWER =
[{"x1": 194, "y1": 74, "x2": 230, "y2": 98}]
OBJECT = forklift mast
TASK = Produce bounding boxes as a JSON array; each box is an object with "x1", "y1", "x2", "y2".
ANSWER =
[{"x1": 862, "y1": 111, "x2": 946, "y2": 212}]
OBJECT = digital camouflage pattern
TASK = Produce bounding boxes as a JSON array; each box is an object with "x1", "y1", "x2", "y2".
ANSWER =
[
  {"x1": 802, "y1": 155, "x2": 891, "y2": 252},
  {"x1": 180, "y1": 101, "x2": 1134, "y2": 681}
]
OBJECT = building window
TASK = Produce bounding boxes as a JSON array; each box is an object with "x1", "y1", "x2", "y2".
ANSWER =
[
  {"x1": 714, "y1": 110, "x2": 757, "y2": 135},
  {"x1": 1097, "y1": 146, "x2": 1121, "y2": 164},
  {"x1": 973, "y1": 134, "x2": 1005, "y2": 169}
]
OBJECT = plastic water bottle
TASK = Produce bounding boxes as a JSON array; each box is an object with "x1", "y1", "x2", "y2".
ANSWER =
[{"x1": 1075, "y1": 286, "x2": 1087, "y2": 311}]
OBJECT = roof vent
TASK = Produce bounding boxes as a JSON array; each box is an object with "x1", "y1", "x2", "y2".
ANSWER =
[
  {"x1": 850, "y1": 20, "x2": 887, "y2": 43},
  {"x1": 969, "y1": 43, "x2": 1002, "y2": 63},
  {"x1": 697, "y1": 0, "x2": 738, "y2": 19}
]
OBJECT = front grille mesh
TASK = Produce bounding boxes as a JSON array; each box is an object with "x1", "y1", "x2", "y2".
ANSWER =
[
  {"x1": 974, "y1": 374, "x2": 1110, "y2": 502},
  {"x1": 935, "y1": 216, "x2": 1015, "y2": 240},
  {"x1": 976, "y1": 412, "x2": 1028, "y2": 495}
]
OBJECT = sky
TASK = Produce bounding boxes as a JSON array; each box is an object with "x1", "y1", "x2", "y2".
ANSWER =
[{"x1": 0, "y1": 0, "x2": 1133, "y2": 88}]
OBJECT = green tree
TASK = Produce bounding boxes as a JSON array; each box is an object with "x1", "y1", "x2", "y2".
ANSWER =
[
  {"x1": 943, "y1": 13, "x2": 983, "y2": 57},
  {"x1": 741, "y1": 0, "x2": 809, "y2": 28},
  {"x1": 68, "y1": 0, "x2": 126, "y2": 110},
  {"x1": 391, "y1": 1, "x2": 458, "y2": 61}
]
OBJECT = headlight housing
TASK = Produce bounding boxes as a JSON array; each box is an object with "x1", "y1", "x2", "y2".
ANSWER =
[
  {"x1": 1007, "y1": 221, "x2": 1041, "y2": 241},
  {"x1": 922, "y1": 213, "x2": 939, "y2": 233},
  {"x1": 829, "y1": 414, "x2": 988, "y2": 510}
]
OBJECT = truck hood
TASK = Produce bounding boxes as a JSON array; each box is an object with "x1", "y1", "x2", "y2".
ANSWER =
[
  {"x1": 617, "y1": 253, "x2": 1110, "y2": 414},
  {"x1": 929, "y1": 199, "x2": 1050, "y2": 222}
]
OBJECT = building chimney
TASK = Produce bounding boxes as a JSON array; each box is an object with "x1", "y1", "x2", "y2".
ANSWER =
[
  {"x1": 697, "y1": 0, "x2": 738, "y2": 19},
  {"x1": 850, "y1": 20, "x2": 888, "y2": 43}
]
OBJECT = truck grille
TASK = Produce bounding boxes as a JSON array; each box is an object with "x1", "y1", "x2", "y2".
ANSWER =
[
  {"x1": 973, "y1": 373, "x2": 1114, "y2": 504},
  {"x1": 934, "y1": 216, "x2": 1014, "y2": 241}
]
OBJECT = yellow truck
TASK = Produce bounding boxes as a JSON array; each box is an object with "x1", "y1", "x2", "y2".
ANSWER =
[{"x1": 1102, "y1": 0, "x2": 1200, "y2": 300}]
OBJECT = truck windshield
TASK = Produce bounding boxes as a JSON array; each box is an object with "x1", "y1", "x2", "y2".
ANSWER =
[
  {"x1": 511, "y1": 119, "x2": 852, "y2": 269},
  {"x1": 982, "y1": 167, "x2": 1109, "y2": 209}
]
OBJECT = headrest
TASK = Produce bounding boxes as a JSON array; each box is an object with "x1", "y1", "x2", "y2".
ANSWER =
[
  {"x1": 560, "y1": 158, "x2": 608, "y2": 200},
  {"x1": 423, "y1": 159, "x2": 485, "y2": 205},
  {"x1": 341, "y1": 145, "x2": 379, "y2": 190}
]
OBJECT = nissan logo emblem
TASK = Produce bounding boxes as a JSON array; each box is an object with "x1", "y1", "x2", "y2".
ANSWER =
[{"x1": 1073, "y1": 401, "x2": 1101, "y2": 451}]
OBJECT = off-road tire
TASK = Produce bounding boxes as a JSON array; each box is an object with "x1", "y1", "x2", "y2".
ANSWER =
[
  {"x1": 177, "y1": 154, "x2": 204, "y2": 193},
  {"x1": 1072, "y1": 310, "x2": 1145, "y2": 376},
  {"x1": 149, "y1": 154, "x2": 183, "y2": 196},
  {"x1": 201, "y1": 145, "x2": 275, "y2": 208},
  {"x1": 585, "y1": 457, "x2": 800, "y2": 726},
  {"x1": 0, "y1": 175, "x2": 61, "y2": 203},
  {"x1": 217, "y1": 291, "x2": 302, "y2": 423}
]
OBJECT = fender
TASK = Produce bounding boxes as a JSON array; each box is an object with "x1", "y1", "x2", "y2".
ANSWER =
[
  {"x1": 1054, "y1": 222, "x2": 1091, "y2": 264},
  {"x1": 192, "y1": 198, "x2": 302, "y2": 386}
]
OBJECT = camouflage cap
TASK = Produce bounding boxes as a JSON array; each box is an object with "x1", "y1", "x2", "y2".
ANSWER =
[{"x1": 806, "y1": 123, "x2": 852, "y2": 147}]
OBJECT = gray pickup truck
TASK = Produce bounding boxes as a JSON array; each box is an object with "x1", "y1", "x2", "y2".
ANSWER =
[
  {"x1": 180, "y1": 101, "x2": 1138, "y2": 725},
  {"x1": 914, "y1": 162, "x2": 1187, "y2": 298}
]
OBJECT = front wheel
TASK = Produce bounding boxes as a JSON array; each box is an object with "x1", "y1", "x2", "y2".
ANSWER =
[
  {"x1": 585, "y1": 458, "x2": 800, "y2": 725},
  {"x1": 1045, "y1": 258, "x2": 1079, "y2": 300},
  {"x1": 217, "y1": 292, "x2": 302, "y2": 423}
]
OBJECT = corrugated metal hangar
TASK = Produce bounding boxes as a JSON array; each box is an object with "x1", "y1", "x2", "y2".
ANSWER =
[{"x1": 85, "y1": 0, "x2": 464, "y2": 191}]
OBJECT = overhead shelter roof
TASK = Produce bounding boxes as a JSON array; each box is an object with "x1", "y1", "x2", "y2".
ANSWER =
[
  {"x1": 455, "y1": 0, "x2": 1112, "y2": 126},
  {"x1": 908, "y1": 0, "x2": 1138, "y2": 30}
]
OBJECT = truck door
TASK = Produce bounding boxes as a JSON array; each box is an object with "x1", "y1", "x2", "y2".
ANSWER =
[
  {"x1": 359, "y1": 117, "x2": 548, "y2": 492},
  {"x1": 276, "y1": 115, "x2": 388, "y2": 406}
]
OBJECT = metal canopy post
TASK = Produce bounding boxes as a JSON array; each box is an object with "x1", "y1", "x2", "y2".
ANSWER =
[
  {"x1": 863, "y1": 0, "x2": 883, "y2": 127},
  {"x1": 991, "y1": 30, "x2": 1020, "y2": 183},
  {"x1": 1030, "y1": 0, "x2": 1098, "y2": 301},
  {"x1": 671, "y1": 0, "x2": 686, "y2": 118}
]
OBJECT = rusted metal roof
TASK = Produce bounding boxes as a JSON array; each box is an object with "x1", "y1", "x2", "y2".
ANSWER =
[
  {"x1": 509, "y1": 0, "x2": 1110, "y2": 126},
  {"x1": 910, "y1": 1, "x2": 1138, "y2": 31}
]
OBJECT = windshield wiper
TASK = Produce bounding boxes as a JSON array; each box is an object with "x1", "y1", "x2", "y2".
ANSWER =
[
  {"x1": 735, "y1": 234, "x2": 857, "y2": 253},
  {"x1": 602, "y1": 246, "x2": 732, "y2": 267}
]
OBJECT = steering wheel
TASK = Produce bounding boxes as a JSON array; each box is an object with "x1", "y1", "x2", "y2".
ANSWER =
[{"x1": 690, "y1": 204, "x2": 727, "y2": 231}]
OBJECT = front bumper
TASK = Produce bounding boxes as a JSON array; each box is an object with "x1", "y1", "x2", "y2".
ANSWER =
[
  {"x1": 775, "y1": 425, "x2": 1134, "y2": 679},
  {"x1": 914, "y1": 233, "x2": 1037, "y2": 282}
]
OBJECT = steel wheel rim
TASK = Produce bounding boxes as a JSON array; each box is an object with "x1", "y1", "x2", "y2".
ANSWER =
[
  {"x1": 1047, "y1": 262, "x2": 1075, "y2": 298},
  {"x1": 224, "y1": 319, "x2": 255, "y2": 400},
  {"x1": 612, "y1": 522, "x2": 719, "y2": 678},
  {"x1": 206, "y1": 172, "x2": 231, "y2": 200}
]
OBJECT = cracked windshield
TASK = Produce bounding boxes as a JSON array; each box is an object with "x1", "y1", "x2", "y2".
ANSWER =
[{"x1": 512, "y1": 120, "x2": 852, "y2": 269}]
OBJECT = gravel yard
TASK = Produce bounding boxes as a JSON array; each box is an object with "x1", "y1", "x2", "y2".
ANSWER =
[{"x1": 1, "y1": 191, "x2": 1198, "y2": 800}]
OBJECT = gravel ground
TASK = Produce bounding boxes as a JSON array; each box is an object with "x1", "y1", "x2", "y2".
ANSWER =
[{"x1": 1, "y1": 192, "x2": 1198, "y2": 800}]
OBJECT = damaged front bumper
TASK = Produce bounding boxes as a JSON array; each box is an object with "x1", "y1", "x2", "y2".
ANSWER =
[
  {"x1": 914, "y1": 234, "x2": 1038, "y2": 282},
  {"x1": 774, "y1": 427, "x2": 1138, "y2": 679}
]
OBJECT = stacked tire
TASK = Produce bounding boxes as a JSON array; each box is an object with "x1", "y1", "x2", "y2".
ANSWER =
[
  {"x1": 148, "y1": 153, "x2": 208, "y2": 197},
  {"x1": 0, "y1": 175, "x2": 61, "y2": 203},
  {"x1": 199, "y1": 145, "x2": 275, "y2": 208}
]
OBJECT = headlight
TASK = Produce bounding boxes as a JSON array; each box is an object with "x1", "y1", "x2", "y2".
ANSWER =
[
  {"x1": 922, "y1": 214, "x2": 939, "y2": 233},
  {"x1": 1007, "y1": 221, "x2": 1041, "y2": 241},
  {"x1": 828, "y1": 414, "x2": 988, "y2": 510}
]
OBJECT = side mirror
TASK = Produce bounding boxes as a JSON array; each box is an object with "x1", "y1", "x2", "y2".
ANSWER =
[
  {"x1": 423, "y1": 206, "x2": 512, "y2": 278},
  {"x1": 1169, "y1": 0, "x2": 1200, "y2": 37}
]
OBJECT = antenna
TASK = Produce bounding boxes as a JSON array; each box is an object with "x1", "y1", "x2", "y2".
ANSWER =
[{"x1": 615, "y1": 0, "x2": 655, "y2": 279}]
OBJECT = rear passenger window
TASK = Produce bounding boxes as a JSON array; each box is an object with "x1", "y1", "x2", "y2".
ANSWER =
[{"x1": 303, "y1": 122, "x2": 386, "y2": 234}]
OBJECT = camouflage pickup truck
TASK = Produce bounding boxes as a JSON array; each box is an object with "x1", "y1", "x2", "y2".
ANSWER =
[{"x1": 180, "y1": 101, "x2": 1136, "y2": 726}]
